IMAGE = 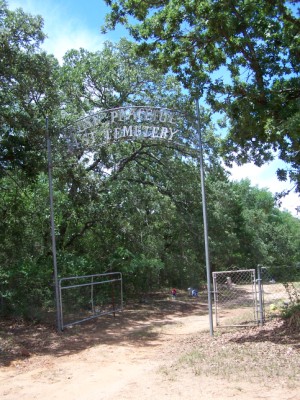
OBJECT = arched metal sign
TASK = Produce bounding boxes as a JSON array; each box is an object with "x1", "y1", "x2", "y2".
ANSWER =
[
  {"x1": 61, "y1": 106, "x2": 199, "y2": 157},
  {"x1": 64, "y1": 106, "x2": 180, "y2": 145},
  {"x1": 47, "y1": 104, "x2": 213, "y2": 334}
]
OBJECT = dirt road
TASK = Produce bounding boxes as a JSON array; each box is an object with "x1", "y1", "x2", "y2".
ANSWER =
[{"x1": 0, "y1": 297, "x2": 299, "y2": 400}]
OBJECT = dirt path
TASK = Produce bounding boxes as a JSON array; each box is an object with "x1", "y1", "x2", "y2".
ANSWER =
[{"x1": 1, "y1": 298, "x2": 299, "y2": 400}]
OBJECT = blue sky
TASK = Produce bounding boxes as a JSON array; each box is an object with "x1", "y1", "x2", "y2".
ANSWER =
[
  {"x1": 9, "y1": 0, "x2": 125, "y2": 61},
  {"x1": 7, "y1": 0, "x2": 300, "y2": 217}
]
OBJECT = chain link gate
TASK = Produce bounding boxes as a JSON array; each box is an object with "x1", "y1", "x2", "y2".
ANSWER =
[{"x1": 213, "y1": 269, "x2": 264, "y2": 327}]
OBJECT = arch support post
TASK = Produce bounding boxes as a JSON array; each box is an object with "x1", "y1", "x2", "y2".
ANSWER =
[
  {"x1": 195, "y1": 100, "x2": 214, "y2": 336},
  {"x1": 46, "y1": 117, "x2": 62, "y2": 332}
]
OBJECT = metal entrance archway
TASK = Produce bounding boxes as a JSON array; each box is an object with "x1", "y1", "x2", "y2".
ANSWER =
[{"x1": 46, "y1": 103, "x2": 213, "y2": 334}]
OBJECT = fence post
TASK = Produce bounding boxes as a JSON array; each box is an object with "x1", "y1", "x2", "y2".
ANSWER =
[
  {"x1": 257, "y1": 265, "x2": 264, "y2": 326},
  {"x1": 46, "y1": 117, "x2": 62, "y2": 332},
  {"x1": 212, "y1": 272, "x2": 218, "y2": 327},
  {"x1": 91, "y1": 275, "x2": 94, "y2": 314}
]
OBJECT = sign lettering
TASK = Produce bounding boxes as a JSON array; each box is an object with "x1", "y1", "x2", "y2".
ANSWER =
[{"x1": 64, "y1": 106, "x2": 181, "y2": 150}]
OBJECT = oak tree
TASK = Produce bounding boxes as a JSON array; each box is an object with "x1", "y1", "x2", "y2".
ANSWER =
[{"x1": 103, "y1": 0, "x2": 300, "y2": 192}]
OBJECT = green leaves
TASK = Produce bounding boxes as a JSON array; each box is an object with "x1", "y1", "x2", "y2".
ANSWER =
[
  {"x1": 0, "y1": 1, "x2": 299, "y2": 321},
  {"x1": 104, "y1": 0, "x2": 300, "y2": 192},
  {"x1": 0, "y1": 2, "x2": 61, "y2": 178}
]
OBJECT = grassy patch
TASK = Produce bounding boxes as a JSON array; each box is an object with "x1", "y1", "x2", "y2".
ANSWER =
[{"x1": 162, "y1": 319, "x2": 300, "y2": 388}]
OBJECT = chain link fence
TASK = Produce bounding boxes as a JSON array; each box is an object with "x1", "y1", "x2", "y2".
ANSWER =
[
  {"x1": 261, "y1": 266, "x2": 300, "y2": 320},
  {"x1": 213, "y1": 266, "x2": 300, "y2": 328},
  {"x1": 213, "y1": 269, "x2": 259, "y2": 327}
]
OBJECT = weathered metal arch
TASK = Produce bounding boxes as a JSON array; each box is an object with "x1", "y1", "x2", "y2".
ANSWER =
[
  {"x1": 47, "y1": 103, "x2": 213, "y2": 335},
  {"x1": 61, "y1": 105, "x2": 199, "y2": 153}
]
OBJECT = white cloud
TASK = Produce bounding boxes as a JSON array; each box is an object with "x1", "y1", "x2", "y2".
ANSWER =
[
  {"x1": 228, "y1": 161, "x2": 300, "y2": 217},
  {"x1": 44, "y1": 24, "x2": 103, "y2": 63},
  {"x1": 8, "y1": 0, "x2": 104, "y2": 63}
]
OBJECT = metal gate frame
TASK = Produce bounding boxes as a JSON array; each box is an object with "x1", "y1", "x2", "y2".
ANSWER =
[
  {"x1": 59, "y1": 272, "x2": 123, "y2": 330},
  {"x1": 213, "y1": 268, "x2": 264, "y2": 328}
]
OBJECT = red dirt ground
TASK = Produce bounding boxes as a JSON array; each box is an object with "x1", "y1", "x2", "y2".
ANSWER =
[{"x1": 0, "y1": 295, "x2": 299, "y2": 400}]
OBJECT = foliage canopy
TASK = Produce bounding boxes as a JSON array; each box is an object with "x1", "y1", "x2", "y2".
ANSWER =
[
  {"x1": 0, "y1": 1, "x2": 299, "y2": 321},
  {"x1": 103, "y1": 0, "x2": 300, "y2": 193}
]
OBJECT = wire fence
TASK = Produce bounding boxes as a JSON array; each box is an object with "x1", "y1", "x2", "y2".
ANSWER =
[
  {"x1": 213, "y1": 269, "x2": 259, "y2": 327},
  {"x1": 213, "y1": 266, "x2": 300, "y2": 328},
  {"x1": 260, "y1": 266, "x2": 300, "y2": 320},
  {"x1": 59, "y1": 272, "x2": 123, "y2": 330}
]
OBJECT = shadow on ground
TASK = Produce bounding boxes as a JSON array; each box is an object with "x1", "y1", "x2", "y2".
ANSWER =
[
  {"x1": 0, "y1": 293, "x2": 208, "y2": 366},
  {"x1": 223, "y1": 317, "x2": 300, "y2": 349}
]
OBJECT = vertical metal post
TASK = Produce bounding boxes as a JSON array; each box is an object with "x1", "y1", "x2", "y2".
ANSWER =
[
  {"x1": 91, "y1": 275, "x2": 94, "y2": 314},
  {"x1": 46, "y1": 117, "x2": 62, "y2": 332},
  {"x1": 195, "y1": 100, "x2": 214, "y2": 336},
  {"x1": 257, "y1": 264, "x2": 264, "y2": 326},
  {"x1": 120, "y1": 273, "x2": 123, "y2": 311},
  {"x1": 252, "y1": 270, "x2": 258, "y2": 323},
  {"x1": 212, "y1": 272, "x2": 218, "y2": 327},
  {"x1": 59, "y1": 280, "x2": 64, "y2": 330}
]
